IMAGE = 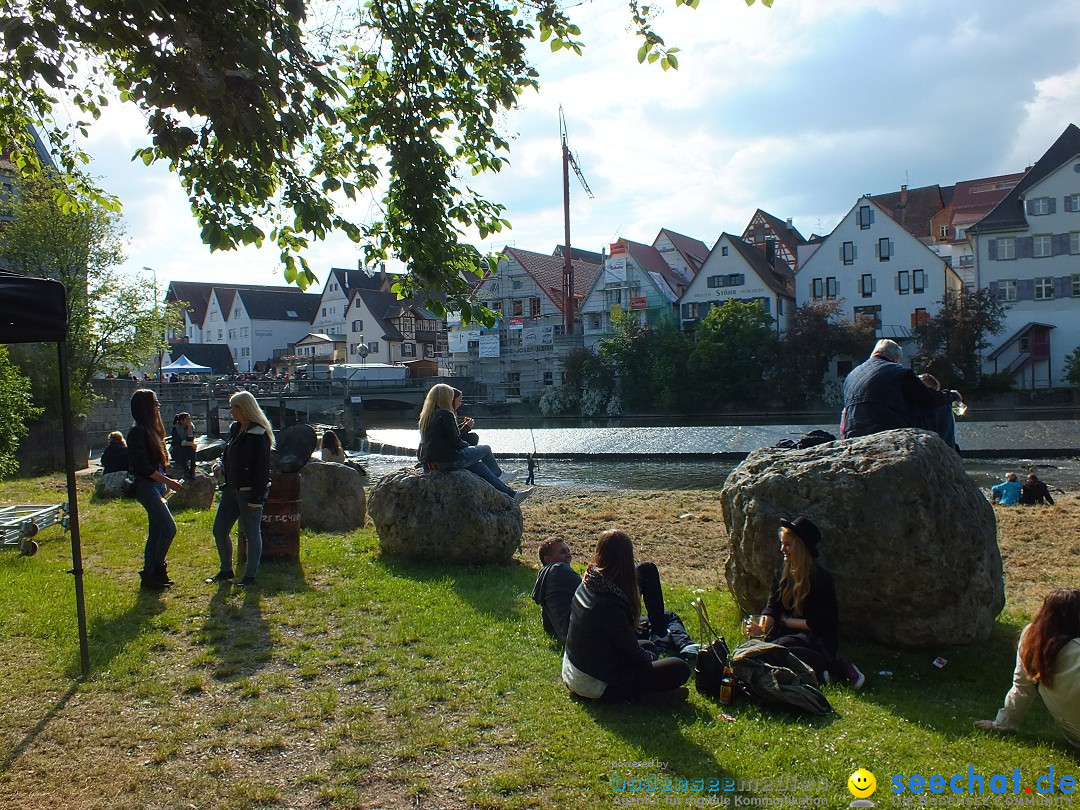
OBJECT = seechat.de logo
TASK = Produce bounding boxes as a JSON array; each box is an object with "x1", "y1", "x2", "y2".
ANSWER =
[{"x1": 848, "y1": 768, "x2": 876, "y2": 807}]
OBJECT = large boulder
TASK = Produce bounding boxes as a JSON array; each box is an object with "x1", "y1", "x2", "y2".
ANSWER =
[
  {"x1": 299, "y1": 461, "x2": 367, "y2": 532},
  {"x1": 167, "y1": 473, "x2": 216, "y2": 511},
  {"x1": 95, "y1": 471, "x2": 129, "y2": 500},
  {"x1": 721, "y1": 428, "x2": 1003, "y2": 647},
  {"x1": 368, "y1": 467, "x2": 523, "y2": 563}
]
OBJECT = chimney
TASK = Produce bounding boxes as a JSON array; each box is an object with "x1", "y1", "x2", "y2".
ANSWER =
[
  {"x1": 900, "y1": 184, "x2": 909, "y2": 207},
  {"x1": 765, "y1": 238, "x2": 776, "y2": 268},
  {"x1": 786, "y1": 218, "x2": 793, "y2": 230}
]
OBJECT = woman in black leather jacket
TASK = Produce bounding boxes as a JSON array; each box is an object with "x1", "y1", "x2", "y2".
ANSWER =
[{"x1": 562, "y1": 530, "x2": 690, "y2": 701}]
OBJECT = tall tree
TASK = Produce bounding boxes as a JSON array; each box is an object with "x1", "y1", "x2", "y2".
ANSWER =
[
  {"x1": 0, "y1": 179, "x2": 183, "y2": 415},
  {"x1": 912, "y1": 288, "x2": 1007, "y2": 388},
  {"x1": 0, "y1": 0, "x2": 771, "y2": 316},
  {"x1": 598, "y1": 307, "x2": 654, "y2": 412},
  {"x1": 688, "y1": 300, "x2": 778, "y2": 408},
  {"x1": 0, "y1": 346, "x2": 39, "y2": 477}
]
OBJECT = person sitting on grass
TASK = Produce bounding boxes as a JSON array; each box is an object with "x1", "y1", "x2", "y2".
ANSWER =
[
  {"x1": 976, "y1": 588, "x2": 1080, "y2": 749},
  {"x1": 562, "y1": 530, "x2": 692, "y2": 701},
  {"x1": 532, "y1": 537, "x2": 695, "y2": 653},
  {"x1": 100, "y1": 430, "x2": 129, "y2": 474},
  {"x1": 991, "y1": 472, "x2": 1022, "y2": 506},
  {"x1": 748, "y1": 516, "x2": 865, "y2": 689},
  {"x1": 1020, "y1": 473, "x2": 1055, "y2": 506}
]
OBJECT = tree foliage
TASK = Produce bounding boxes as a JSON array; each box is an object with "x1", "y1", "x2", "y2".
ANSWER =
[
  {"x1": 0, "y1": 345, "x2": 40, "y2": 478},
  {"x1": 688, "y1": 300, "x2": 778, "y2": 407},
  {"x1": 0, "y1": 179, "x2": 184, "y2": 415},
  {"x1": 0, "y1": 0, "x2": 771, "y2": 318},
  {"x1": 1065, "y1": 346, "x2": 1080, "y2": 388},
  {"x1": 912, "y1": 288, "x2": 1007, "y2": 388}
]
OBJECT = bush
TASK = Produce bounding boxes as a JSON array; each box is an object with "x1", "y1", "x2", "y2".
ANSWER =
[{"x1": 973, "y1": 372, "x2": 1015, "y2": 397}]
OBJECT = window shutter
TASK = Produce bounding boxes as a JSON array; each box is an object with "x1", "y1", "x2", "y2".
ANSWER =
[
  {"x1": 870, "y1": 209, "x2": 875, "y2": 225},
  {"x1": 1053, "y1": 233, "x2": 1070, "y2": 255},
  {"x1": 1017, "y1": 237, "x2": 1034, "y2": 258},
  {"x1": 854, "y1": 245, "x2": 858, "y2": 261},
  {"x1": 988, "y1": 281, "x2": 999, "y2": 296},
  {"x1": 988, "y1": 239, "x2": 998, "y2": 260},
  {"x1": 872, "y1": 277, "x2": 877, "y2": 294},
  {"x1": 1067, "y1": 196, "x2": 1079, "y2": 213},
  {"x1": 1048, "y1": 197, "x2": 1058, "y2": 214},
  {"x1": 1025, "y1": 199, "x2": 1035, "y2": 215},
  {"x1": 889, "y1": 240, "x2": 894, "y2": 256},
  {"x1": 875, "y1": 241, "x2": 880, "y2": 258},
  {"x1": 1017, "y1": 279, "x2": 1035, "y2": 300},
  {"x1": 1054, "y1": 276, "x2": 1071, "y2": 299}
]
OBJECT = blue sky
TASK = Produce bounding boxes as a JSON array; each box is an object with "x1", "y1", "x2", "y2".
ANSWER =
[{"x1": 76, "y1": 0, "x2": 1080, "y2": 292}]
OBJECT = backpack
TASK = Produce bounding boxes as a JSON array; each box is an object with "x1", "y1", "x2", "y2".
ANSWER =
[
  {"x1": 795, "y1": 429, "x2": 836, "y2": 450},
  {"x1": 729, "y1": 639, "x2": 833, "y2": 716}
]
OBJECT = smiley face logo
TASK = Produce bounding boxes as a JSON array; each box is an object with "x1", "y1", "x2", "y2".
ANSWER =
[{"x1": 848, "y1": 768, "x2": 876, "y2": 799}]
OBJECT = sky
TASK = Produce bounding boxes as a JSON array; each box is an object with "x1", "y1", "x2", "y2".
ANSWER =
[{"x1": 73, "y1": 0, "x2": 1080, "y2": 294}]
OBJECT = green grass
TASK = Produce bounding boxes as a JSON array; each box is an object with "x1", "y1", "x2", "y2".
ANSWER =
[{"x1": 0, "y1": 475, "x2": 1077, "y2": 810}]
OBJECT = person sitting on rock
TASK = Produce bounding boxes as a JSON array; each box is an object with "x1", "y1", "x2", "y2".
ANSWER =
[
  {"x1": 532, "y1": 537, "x2": 695, "y2": 653},
  {"x1": 991, "y1": 472, "x2": 1022, "y2": 506},
  {"x1": 100, "y1": 430, "x2": 129, "y2": 474},
  {"x1": 1020, "y1": 473, "x2": 1055, "y2": 506},
  {"x1": 748, "y1": 516, "x2": 865, "y2": 689},
  {"x1": 418, "y1": 383, "x2": 531, "y2": 505},
  {"x1": 841, "y1": 339, "x2": 962, "y2": 439},
  {"x1": 562, "y1": 529, "x2": 692, "y2": 701},
  {"x1": 976, "y1": 588, "x2": 1080, "y2": 749},
  {"x1": 917, "y1": 373, "x2": 959, "y2": 453},
  {"x1": 320, "y1": 429, "x2": 347, "y2": 464},
  {"x1": 451, "y1": 388, "x2": 482, "y2": 448}
]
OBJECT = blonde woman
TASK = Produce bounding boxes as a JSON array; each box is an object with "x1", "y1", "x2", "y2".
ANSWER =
[
  {"x1": 752, "y1": 516, "x2": 865, "y2": 688},
  {"x1": 208, "y1": 391, "x2": 275, "y2": 586},
  {"x1": 418, "y1": 383, "x2": 530, "y2": 503}
]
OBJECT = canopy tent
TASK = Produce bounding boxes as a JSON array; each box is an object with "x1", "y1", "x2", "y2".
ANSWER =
[
  {"x1": 161, "y1": 354, "x2": 211, "y2": 374},
  {"x1": 0, "y1": 270, "x2": 91, "y2": 677}
]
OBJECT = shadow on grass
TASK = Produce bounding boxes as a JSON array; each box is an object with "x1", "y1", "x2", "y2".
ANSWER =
[
  {"x1": 200, "y1": 580, "x2": 273, "y2": 681},
  {"x1": 79, "y1": 586, "x2": 167, "y2": 677},
  {"x1": 378, "y1": 556, "x2": 539, "y2": 619},
  {"x1": 0, "y1": 681, "x2": 79, "y2": 776}
]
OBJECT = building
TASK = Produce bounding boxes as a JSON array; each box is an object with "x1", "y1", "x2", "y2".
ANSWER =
[
  {"x1": 343, "y1": 287, "x2": 447, "y2": 366},
  {"x1": 310, "y1": 265, "x2": 392, "y2": 338},
  {"x1": 795, "y1": 196, "x2": 962, "y2": 350},
  {"x1": 164, "y1": 281, "x2": 303, "y2": 345},
  {"x1": 741, "y1": 210, "x2": 808, "y2": 272},
  {"x1": 450, "y1": 246, "x2": 602, "y2": 401},
  {"x1": 652, "y1": 228, "x2": 710, "y2": 284},
  {"x1": 678, "y1": 234, "x2": 795, "y2": 334},
  {"x1": 968, "y1": 124, "x2": 1080, "y2": 388}
]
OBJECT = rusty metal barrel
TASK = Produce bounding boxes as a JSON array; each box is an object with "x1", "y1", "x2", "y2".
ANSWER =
[{"x1": 238, "y1": 472, "x2": 301, "y2": 563}]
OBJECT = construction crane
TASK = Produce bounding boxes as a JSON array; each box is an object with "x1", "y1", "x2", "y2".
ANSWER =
[{"x1": 560, "y1": 105, "x2": 593, "y2": 335}]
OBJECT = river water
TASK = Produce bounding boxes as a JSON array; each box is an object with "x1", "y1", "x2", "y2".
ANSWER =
[{"x1": 354, "y1": 418, "x2": 1080, "y2": 493}]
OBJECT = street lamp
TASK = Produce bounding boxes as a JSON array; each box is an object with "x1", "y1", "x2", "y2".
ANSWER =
[{"x1": 144, "y1": 266, "x2": 165, "y2": 392}]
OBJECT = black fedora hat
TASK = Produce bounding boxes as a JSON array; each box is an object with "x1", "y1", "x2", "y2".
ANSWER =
[{"x1": 779, "y1": 516, "x2": 821, "y2": 558}]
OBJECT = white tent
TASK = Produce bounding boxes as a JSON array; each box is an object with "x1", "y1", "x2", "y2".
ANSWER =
[{"x1": 161, "y1": 354, "x2": 212, "y2": 374}]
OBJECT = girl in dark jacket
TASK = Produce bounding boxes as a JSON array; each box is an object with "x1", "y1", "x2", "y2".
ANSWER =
[
  {"x1": 170, "y1": 412, "x2": 197, "y2": 480},
  {"x1": 100, "y1": 431, "x2": 129, "y2": 474},
  {"x1": 127, "y1": 389, "x2": 183, "y2": 590},
  {"x1": 207, "y1": 391, "x2": 274, "y2": 586},
  {"x1": 753, "y1": 516, "x2": 865, "y2": 688},
  {"x1": 562, "y1": 530, "x2": 690, "y2": 701}
]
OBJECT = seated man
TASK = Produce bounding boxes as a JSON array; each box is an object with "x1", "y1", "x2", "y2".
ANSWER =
[
  {"x1": 991, "y1": 472, "x2": 1022, "y2": 506},
  {"x1": 1020, "y1": 473, "x2": 1055, "y2": 506},
  {"x1": 531, "y1": 537, "x2": 695, "y2": 654}
]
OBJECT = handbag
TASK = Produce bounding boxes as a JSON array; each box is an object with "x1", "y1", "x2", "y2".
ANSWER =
[
  {"x1": 693, "y1": 597, "x2": 730, "y2": 698},
  {"x1": 120, "y1": 474, "x2": 137, "y2": 498}
]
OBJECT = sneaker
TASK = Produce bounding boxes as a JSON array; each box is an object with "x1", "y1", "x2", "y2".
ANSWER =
[
  {"x1": 846, "y1": 662, "x2": 866, "y2": 690},
  {"x1": 499, "y1": 470, "x2": 518, "y2": 483},
  {"x1": 513, "y1": 487, "x2": 534, "y2": 505}
]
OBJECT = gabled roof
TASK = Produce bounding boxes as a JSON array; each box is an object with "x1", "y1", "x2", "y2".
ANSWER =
[
  {"x1": 987, "y1": 322, "x2": 1056, "y2": 361},
  {"x1": 621, "y1": 239, "x2": 686, "y2": 298},
  {"x1": 970, "y1": 124, "x2": 1080, "y2": 234},
  {"x1": 722, "y1": 234, "x2": 795, "y2": 298},
  {"x1": 235, "y1": 288, "x2": 320, "y2": 322},
  {"x1": 328, "y1": 266, "x2": 391, "y2": 295},
  {"x1": 553, "y1": 244, "x2": 605, "y2": 265},
  {"x1": 949, "y1": 172, "x2": 1025, "y2": 226},
  {"x1": 164, "y1": 281, "x2": 302, "y2": 325},
  {"x1": 214, "y1": 288, "x2": 239, "y2": 313},
  {"x1": 868, "y1": 184, "x2": 946, "y2": 239},
  {"x1": 501, "y1": 247, "x2": 602, "y2": 310},
  {"x1": 745, "y1": 210, "x2": 808, "y2": 254},
  {"x1": 655, "y1": 228, "x2": 710, "y2": 275},
  {"x1": 350, "y1": 287, "x2": 440, "y2": 342},
  {"x1": 166, "y1": 342, "x2": 237, "y2": 375}
]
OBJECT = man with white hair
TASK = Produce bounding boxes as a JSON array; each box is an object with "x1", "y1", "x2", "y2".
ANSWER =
[{"x1": 841, "y1": 339, "x2": 962, "y2": 439}]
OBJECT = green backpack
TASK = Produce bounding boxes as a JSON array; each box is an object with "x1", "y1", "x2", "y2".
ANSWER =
[{"x1": 729, "y1": 639, "x2": 833, "y2": 716}]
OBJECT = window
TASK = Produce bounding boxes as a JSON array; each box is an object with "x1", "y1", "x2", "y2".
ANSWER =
[
  {"x1": 489, "y1": 281, "x2": 500, "y2": 294},
  {"x1": 1034, "y1": 234, "x2": 1052, "y2": 258},
  {"x1": 938, "y1": 225, "x2": 949, "y2": 238},
  {"x1": 682, "y1": 303, "x2": 698, "y2": 319},
  {"x1": 897, "y1": 271, "x2": 910, "y2": 294},
  {"x1": 512, "y1": 279, "x2": 523, "y2": 290},
  {"x1": 859, "y1": 274, "x2": 875, "y2": 298},
  {"x1": 997, "y1": 280, "x2": 1017, "y2": 302},
  {"x1": 232, "y1": 348, "x2": 238, "y2": 358},
  {"x1": 368, "y1": 341, "x2": 379, "y2": 353},
  {"x1": 228, "y1": 329, "x2": 236, "y2": 339},
  {"x1": 826, "y1": 277, "x2": 838, "y2": 299},
  {"x1": 1067, "y1": 194, "x2": 1080, "y2": 212},
  {"x1": 721, "y1": 246, "x2": 729, "y2": 256},
  {"x1": 352, "y1": 319, "x2": 363, "y2": 332},
  {"x1": 241, "y1": 347, "x2": 249, "y2": 357},
  {"x1": 1027, "y1": 197, "x2": 1051, "y2": 215},
  {"x1": 491, "y1": 301, "x2": 502, "y2": 314},
  {"x1": 1035, "y1": 277, "x2": 1054, "y2": 300},
  {"x1": 842, "y1": 241, "x2": 856, "y2": 265},
  {"x1": 858, "y1": 205, "x2": 874, "y2": 229},
  {"x1": 512, "y1": 299, "x2": 524, "y2": 316},
  {"x1": 911, "y1": 308, "x2": 929, "y2": 328},
  {"x1": 853, "y1": 305, "x2": 882, "y2": 330},
  {"x1": 234, "y1": 307, "x2": 241, "y2": 318},
  {"x1": 878, "y1": 238, "x2": 893, "y2": 261},
  {"x1": 754, "y1": 225, "x2": 765, "y2": 243},
  {"x1": 218, "y1": 329, "x2": 223, "y2": 340},
  {"x1": 241, "y1": 327, "x2": 249, "y2": 337},
  {"x1": 543, "y1": 371, "x2": 553, "y2": 386},
  {"x1": 530, "y1": 297, "x2": 541, "y2": 318},
  {"x1": 506, "y1": 372, "x2": 520, "y2": 398},
  {"x1": 812, "y1": 278, "x2": 823, "y2": 300},
  {"x1": 321, "y1": 307, "x2": 326, "y2": 316},
  {"x1": 1073, "y1": 274, "x2": 1080, "y2": 297},
  {"x1": 401, "y1": 343, "x2": 416, "y2": 357},
  {"x1": 707, "y1": 274, "x2": 744, "y2": 288},
  {"x1": 1019, "y1": 336, "x2": 1030, "y2": 353},
  {"x1": 996, "y1": 238, "x2": 1016, "y2": 260},
  {"x1": 912, "y1": 270, "x2": 926, "y2": 294}
]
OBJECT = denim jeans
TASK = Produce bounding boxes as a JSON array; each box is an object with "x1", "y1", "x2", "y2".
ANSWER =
[
  {"x1": 213, "y1": 487, "x2": 264, "y2": 579},
  {"x1": 451, "y1": 445, "x2": 514, "y2": 496},
  {"x1": 135, "y1": 476, "x2": 176, "y2": 573}
]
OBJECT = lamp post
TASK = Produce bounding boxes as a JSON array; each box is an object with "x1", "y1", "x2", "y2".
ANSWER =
[{"x1": 144, "y1": 266, "x2": 165, "y2": 393}]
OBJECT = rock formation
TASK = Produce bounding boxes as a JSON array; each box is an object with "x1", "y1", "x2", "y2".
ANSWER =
[{"x1": 299, "y1": 461, "x2": 367, "y2": 533}]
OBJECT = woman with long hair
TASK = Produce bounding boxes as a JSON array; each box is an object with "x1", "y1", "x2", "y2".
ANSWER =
[
  {"x1": 562, "y1": 529, "x2": 691, "y2": 701},
  {"x1": 417, "y1": 383, "x2": 529, "y2": 502},
  {"x1": 170, "y1": 412, "x2": 197, "y2": 480},
  {"x1": 752, "y1": 516, "x2": 865, "y2": 688},
  {"x1": 207, "y1": 390, "x2": 274, "y2": 586},
  {"x1": 320, "y1": 429, "x2": 346, "y2": 464},
  {"x1": 100, "y1": 430, "x2": 129, "y2": 474},
  {"x1": 976, "y1": 588, "x2": 1080, "y2": 748},
  {"x1": 127, "y1": 389, "x2": 183, "y2": 590}
]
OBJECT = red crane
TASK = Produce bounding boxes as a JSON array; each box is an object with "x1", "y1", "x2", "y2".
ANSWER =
[{"x1": 560, "y1": 106, "x2": 593, "y2": 335}]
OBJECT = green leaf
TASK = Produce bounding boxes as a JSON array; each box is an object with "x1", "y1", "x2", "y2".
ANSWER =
[{"x1": 637, "y1": 42, "x2": 649, "y2": 63}]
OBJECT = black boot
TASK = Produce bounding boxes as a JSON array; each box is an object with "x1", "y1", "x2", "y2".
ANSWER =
[
  {"x1": 139, "y1": 570, "x2": 167, "y2": 591},
  {"x1": 156, "y1": 562, "x2": 174, "y2": 587}
]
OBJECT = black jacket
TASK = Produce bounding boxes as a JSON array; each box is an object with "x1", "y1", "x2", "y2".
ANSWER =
[
  {"x1": 842, "y1": 356, "x2": 956, "y2": 438},
  {"x1": 126, "y1": 425, "x2": 166, "y2": 479},
  {"x1": 531, "y1": 562, "x2": 582, "y2": 644},
  {"x1": 222, "y1": 421, "x2": 272, "y2": 504},
  {"x1": 1020, "y1": 480, "x2": 1054, "y2": 506},
  {"x1": 100, "y1": 441, "x2": 129, "y2": 474},
  {"x1": 764, "y1": 563, "x2": 840, "y2": 657},
  {"x1": 564, "y1": 568, "x2": 653, "y2": 685},
  {"x1": 419, "y1": 408, "x2": 467, "y2": 465}
]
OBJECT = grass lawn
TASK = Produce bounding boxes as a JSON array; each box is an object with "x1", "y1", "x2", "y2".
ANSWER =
[{"x1": 0, "y1": 475, "x2": 1078, "y2": 809}]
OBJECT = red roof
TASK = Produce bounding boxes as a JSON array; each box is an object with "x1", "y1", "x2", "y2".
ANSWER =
[{"x1": 501, "y1": 247, "x2": 602, "y2": 310}]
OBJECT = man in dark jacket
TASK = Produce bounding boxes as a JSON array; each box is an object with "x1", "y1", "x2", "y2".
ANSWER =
[
  {"x1": 1020, "y1": 474, "x2": 1055, "y2": 506},
  {"x1": 841, "y1": 339, "x2": 962, "y2": 439}
]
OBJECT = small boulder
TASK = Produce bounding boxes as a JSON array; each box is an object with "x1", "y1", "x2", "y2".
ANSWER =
[
  {"x1": 368, "y1": 467, "x2": 523, "y2": 563},
  {"x1": 721, "y1": 428, "x2": 1003, "y2": 647},
  {"x1": 299, "y1": 461, "x2": 367, "y2": 532},
  {"x1": 167, "y1": 473, "x2": 216, "y2": 511},
  {"x1": 95, "y1": 471, "x2": 130, "y2": 500}
]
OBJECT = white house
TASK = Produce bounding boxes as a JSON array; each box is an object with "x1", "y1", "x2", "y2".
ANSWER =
[
  {"x1": 968, "y1": 124, "x2": 1080, "y2": 388},
  {"x1": 311, "y1": 265, "x2": 392, "y2": 338},
  {"x1": 795, "y1": 196, "x2": 961, "y2": 350},
  {"x1": 343, "y1": 287, "x2": 446, "y2": 366},
  {"x1": 678, "y1": 234, "x2": 795, "y2": 334},
  {"x1": 652, "y1": 228, "x2": 709, "y2": 286},
  {"x1": 229, "y1": 288, "x2": 320, "y2": 372}
]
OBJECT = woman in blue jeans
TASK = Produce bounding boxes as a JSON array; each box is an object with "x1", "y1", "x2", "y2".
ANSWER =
[
  {"x1": 126, "y1": 390, "x2": 183, "y2": 590},
  {"x1": 207, "y1": 391, "x2": 274, "y2": 586}
]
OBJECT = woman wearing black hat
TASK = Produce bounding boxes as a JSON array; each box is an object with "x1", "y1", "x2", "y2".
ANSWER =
[{"x1": 755, "y1": 516, "x2": 865, "y2": 688}]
